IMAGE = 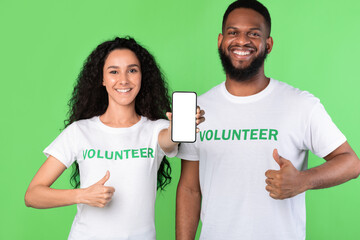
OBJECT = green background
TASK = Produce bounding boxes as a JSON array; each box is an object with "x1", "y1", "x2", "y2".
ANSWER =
[{"x1": 1, "y1": 0, "x2": 359, "y2": 239}]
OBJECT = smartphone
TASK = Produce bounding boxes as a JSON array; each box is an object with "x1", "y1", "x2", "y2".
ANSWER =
[{"x1": 171, "y1": 91, "x2": 197, "y2": 143}]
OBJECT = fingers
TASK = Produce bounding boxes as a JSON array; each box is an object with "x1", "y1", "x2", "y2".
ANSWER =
[
  {"x1": 265, "y1": 177, "x2": 277, "y2": 190},
  {"x1": 196, "y1": 117, "x2": 205, "y2": 125},
  {"x1": 97, "y1": 170, "x2": 110, "y2": 185},
  {"x1": 196, "y1": 106, "x2": 205, "y2": 129},
  {"x1": 96, "y1": 186, "x2": 115, "y2": 207},
  {"x1": 265, "y1": 178, "x2": 273, "y2": 186},
  {"x1": 104, "y1": 191, "x2": 114, "y2": 201},
  {"x1": 265, "y1": 169, "x2": 278, "y2": 179},
  {"x1": 94, "y1": 187, "x2": 115, "y2": 207},
  {"x1": 166, "y1": 112, "x2": 172, "y2": 121},
  {"x1": 265, "y1": 184, "x2": 277, "y2": 195},
  {"x1": 269, "y1": 192, "x2": 278, "y2": 199},
  {"x1": 105, "y1": 186, "x2": 115, "y2": 193},
  {"x1": 196, "y1": 107, "x2": 205, "y2": 118},
  {"x1": 265, "y1": 184, "x2": 282, "y2": 199},
  {"x1": 265, "y1": 171, "x2": 278, "y2": 199},
  {"x1": 196, "y1": 106, "x2": 205, "y2": 115},
  {"x1": 96, "y1": 198, "x2": 111, "y2": 208}
]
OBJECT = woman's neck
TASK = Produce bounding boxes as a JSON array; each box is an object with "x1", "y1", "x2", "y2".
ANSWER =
[{"x1": 100, "y1": 103, "x2": 141, "y2": 128}]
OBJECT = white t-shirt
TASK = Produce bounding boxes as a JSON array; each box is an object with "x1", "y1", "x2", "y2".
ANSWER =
[
  {"x1": 44, "y1": 116, "x2": 176, "y2": 240},
  {"x1": 177, "y1": 79, "x2": 346, "y2": 240}
]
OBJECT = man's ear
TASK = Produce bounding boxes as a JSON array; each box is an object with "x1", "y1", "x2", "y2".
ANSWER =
[
  {"x1": 218, "y1": 33, "x2": 223, "y2": 49},
  {"x1": 266, "y1": 36, "x2": 274, "y2": 54}
]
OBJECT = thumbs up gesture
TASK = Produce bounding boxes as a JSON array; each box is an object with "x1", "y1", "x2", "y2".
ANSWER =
[
  {"x1": 80, "y1": 171, "x2": 115, "y2": 207},
  {"x1": 265, "y1": 149, "x2": 305, "y2": 199}
]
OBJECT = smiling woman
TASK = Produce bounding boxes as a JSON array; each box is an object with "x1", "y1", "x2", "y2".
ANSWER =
[
  {"x1": 102, "y1": 49, "x2": 142, "y2": 110},
  {"x1": 24, "y1": 37, "x2": 204, "y2": 240}
]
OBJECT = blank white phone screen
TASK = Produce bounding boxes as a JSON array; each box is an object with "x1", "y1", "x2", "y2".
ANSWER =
[{"x1": 172, "y1": 92, "x2": 197, "y2": 142}]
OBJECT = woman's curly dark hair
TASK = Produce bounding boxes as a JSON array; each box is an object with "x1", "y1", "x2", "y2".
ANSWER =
[{"x1": 65, "y1": 36, "x2": 172, "y2": 191}]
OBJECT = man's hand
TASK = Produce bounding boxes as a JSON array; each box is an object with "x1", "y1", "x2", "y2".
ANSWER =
[{"x1": 265, "y1": 149, "x2": 305, "y2": 199}]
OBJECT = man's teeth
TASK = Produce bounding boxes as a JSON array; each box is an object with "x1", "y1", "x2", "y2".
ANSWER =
[
  {"x1": 233, "y1": 51, "x2": 251, "y2": 56},
  {"x1": 116, "y1": 89, "x2": 131, "y2": 93}
]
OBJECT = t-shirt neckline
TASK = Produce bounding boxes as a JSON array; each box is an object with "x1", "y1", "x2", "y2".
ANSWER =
[
  {"x1": 221, "y1": 78, "x2": 276, "y2": 104},
  {"x1": 94, "y1": 115, "x2": 146, "y2": 133}
]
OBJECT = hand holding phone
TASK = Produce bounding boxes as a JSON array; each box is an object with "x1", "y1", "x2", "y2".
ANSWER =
[{"x1": 171, "y1": 92, "x2": 197, "y2": 143}]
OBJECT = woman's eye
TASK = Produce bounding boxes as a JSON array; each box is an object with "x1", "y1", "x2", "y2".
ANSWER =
[
  {"x1": 109, "y1": 70, "x2": 118, "y2": 74},
  {"x1": 129, "y1": 69, "x2": 138, "y2": 73}
]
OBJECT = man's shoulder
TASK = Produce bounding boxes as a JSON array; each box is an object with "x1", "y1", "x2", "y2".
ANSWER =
[
  {"x1": 273, "y1": 79, "x2": 320, "y2": 105},
  {"x1": 198, "y1": 82, "x2": 224, "y2": 102}
]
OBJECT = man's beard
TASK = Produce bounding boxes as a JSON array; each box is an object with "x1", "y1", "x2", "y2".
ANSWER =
[{"x1": 218, "y1": 46, "x2": 267, "y2": 82}]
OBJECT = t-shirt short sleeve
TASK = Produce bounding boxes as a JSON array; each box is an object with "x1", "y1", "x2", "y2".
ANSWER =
[
  {"x1": 303, "y1": 102, "x2": 346, "y2": 158},
  {"x1": 155, "y1": 119, "x2": 178, "y2": 158},
  {"x1": 176, "y1": 141, "x2": 199, "y2": 161},
  {"x1": 43, "y1": 122, "x2": 78, "y2": 168}
]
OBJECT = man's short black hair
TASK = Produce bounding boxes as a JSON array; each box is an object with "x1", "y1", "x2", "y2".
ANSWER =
[{"x1": 222, "y1": 0, "x2": 271, "y2": 36}]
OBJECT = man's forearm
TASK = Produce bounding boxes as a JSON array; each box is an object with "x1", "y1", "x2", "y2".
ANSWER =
[
  {"x1": 303, "y1": 152, "x2": 360, "y2": 191},
  {"x1": 265, "y1": 143, "x2": 360, "y2": 200},
  {"x1": 176, "y1": 185, "x2": 201, "y2": 240}
]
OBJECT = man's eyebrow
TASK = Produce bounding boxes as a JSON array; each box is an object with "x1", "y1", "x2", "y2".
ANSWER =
[
  {"x1": 249, "y1": 27, "x2": 262, "y2": 31},
  {"x1": 226, "y1": 26, "x2": 262, "y2": 31},
  {"x1": 226, "y1": 26, "x2": 238, "y2": 31}
]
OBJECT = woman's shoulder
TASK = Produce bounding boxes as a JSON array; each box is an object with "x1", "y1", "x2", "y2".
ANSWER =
[
  {"x1": 141, "y1": 117, "x2": 169, "y2": 130},
  {"x1": 64, "y1": 116, "x2": 98, "y2": 132}
]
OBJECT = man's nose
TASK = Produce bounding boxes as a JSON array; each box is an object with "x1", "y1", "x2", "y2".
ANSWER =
[{"x1": 234, "y1": 32, "x2": 251, "y2": 45}]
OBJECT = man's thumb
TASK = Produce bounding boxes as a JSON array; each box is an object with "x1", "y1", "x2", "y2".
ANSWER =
[
  {"x1": 97, "y1": 170, "x2": 110, "y2": 185},
  {"x1": 273, "y1": 149, "x2": 285, "y2": 167}
]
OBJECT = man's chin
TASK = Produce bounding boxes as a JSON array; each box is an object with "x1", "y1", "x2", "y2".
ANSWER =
[
  {"x1": 229, "y1": 55, "x2": 253, "y2": 65},
  {"x1": 231, "y1": 62, "x2": 252, "y2": 71}
]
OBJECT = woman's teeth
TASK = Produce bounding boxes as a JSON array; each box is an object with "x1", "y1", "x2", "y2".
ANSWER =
[{"x1": 116, "y1": 89, "x2": 131, "y2": 93}]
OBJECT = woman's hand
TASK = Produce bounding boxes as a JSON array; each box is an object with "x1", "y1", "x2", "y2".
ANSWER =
[
  {"x1": 195, "y1": 106, "x2": 205, "y2": 132},
  {"x1": 158, "y1": 106, "x2": 205, "y2": 153},
  {"x1": 80, "y1": 171, "x2": 115, "y2": 208},
  {"x1": 166, "y1": 106, "x2": 205, "y2": 133}
]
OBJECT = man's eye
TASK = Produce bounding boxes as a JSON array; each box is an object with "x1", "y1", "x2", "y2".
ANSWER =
[
  {"x1": 228, "y1": 31, "x2": 237, "y2": 35},
  {"x1": 249, "y1": 32, "x2": 260, "y2": 37}
]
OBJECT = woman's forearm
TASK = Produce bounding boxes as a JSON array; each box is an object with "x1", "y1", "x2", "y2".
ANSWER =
[
  {"x1": 158, "y1": 128, "x2": 179, "y2": 153},
  {"x1": 25, "y1": 185, "x2": 82, "y2": 209}
]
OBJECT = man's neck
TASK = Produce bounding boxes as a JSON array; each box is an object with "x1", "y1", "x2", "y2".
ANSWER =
[{"x1": 225, "y1": 70, "x2": 270, "y2": 97}]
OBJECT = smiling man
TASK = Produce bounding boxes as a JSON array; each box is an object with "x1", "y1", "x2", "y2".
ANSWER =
[{"x1": 175, "y1": 1, "x2": 360, "y2": 240}]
